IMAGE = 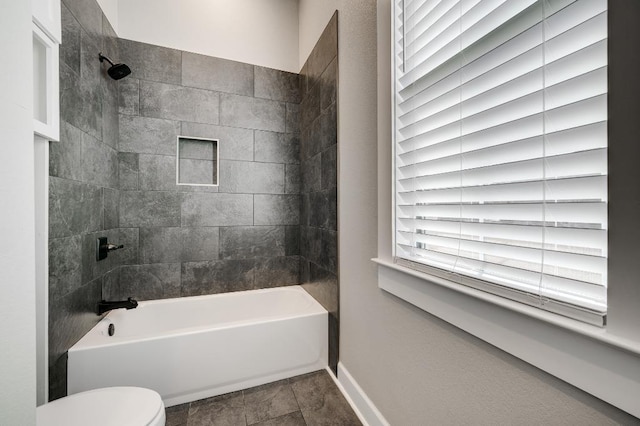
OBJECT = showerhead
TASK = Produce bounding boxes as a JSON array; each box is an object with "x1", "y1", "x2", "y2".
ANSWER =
[{"x1": 99, "y1": 52, "x2": 131, "y2": 80}]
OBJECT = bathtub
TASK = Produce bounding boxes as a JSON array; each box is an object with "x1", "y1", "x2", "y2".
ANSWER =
[{"x1": 67, "y1": 286, "x2": 328, "y2": 407}]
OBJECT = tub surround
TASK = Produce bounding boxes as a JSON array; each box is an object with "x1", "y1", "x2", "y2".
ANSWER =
[
  {"x1": 299, "y1": 13, "x2": 339, "y2": 374},
  {"x1": 108, "y1": 38, "x2": 302, "y2": 301}
]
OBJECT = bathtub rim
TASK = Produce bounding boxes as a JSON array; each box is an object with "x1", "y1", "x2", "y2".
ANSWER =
[{"x1": 70, "y1": 285, "x2": 328, "y2": 350}]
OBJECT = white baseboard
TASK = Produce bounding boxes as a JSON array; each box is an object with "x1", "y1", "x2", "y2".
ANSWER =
[{"x1": 332, "y1": 363, "x2": 390, "y2": 426}]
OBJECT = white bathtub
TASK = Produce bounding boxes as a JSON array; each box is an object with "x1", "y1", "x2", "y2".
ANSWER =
[{"x1": 67, "y1": 286, "x2": 328, "y2": 407}]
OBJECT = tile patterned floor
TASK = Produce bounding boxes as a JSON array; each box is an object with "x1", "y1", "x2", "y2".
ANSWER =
[{"x1": 165, "y1": 369, "x2": 362, "y2": 426}]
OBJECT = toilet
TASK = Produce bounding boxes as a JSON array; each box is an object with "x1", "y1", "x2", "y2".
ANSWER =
[{"x1": 36, "y1": 387, "x2": 165, "y2": 426}]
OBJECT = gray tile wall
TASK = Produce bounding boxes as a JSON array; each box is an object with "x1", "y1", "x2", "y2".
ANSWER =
[
  {"x1": 299, "y1": 13, "x2": 339, "y2": 374},
  {"x1": 111, "y1": 38, "x2": 302, "y2": 301},
  {"x1": 49, "y1": 0, "x2": 122, "y2": 400}
]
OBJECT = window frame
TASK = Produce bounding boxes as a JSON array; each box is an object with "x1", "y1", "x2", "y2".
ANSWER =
[{"x1": 375, "y1": 0, "x2": 640, "y2": 418}]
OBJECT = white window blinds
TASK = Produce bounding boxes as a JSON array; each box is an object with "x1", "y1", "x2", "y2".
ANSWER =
[{"x1": 393, "y1": 0, "x2": 608, "y2": 325}]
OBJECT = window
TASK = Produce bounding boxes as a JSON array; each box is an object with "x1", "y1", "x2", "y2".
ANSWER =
[{"x1": 393, "y1": 0, "x2": 608, "y2": 325}]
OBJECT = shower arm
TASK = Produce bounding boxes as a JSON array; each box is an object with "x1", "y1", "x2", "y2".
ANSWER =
[{"x1": 98, "y1": 53, "x2": 115, "y2": 67}]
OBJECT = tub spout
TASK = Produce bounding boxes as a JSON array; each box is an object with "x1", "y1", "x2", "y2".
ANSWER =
[{"x1": 97, "y1": 298, "x2": 138, "y2": 315}]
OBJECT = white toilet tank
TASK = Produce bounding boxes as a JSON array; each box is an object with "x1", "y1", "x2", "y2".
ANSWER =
[{"x1": 36, "y1": 387, "x2": 165, "y2": 426}]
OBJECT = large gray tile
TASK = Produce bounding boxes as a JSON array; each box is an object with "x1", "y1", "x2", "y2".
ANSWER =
[
  {"x1": 181, "y1": 260, "x2": 255, "y2": 297},
  {"x1": 285, "y1": 103, "x2": 300, "y2": 134},
  {"x1": 182, "y1": 52, "x2": 254, "y2": 96},
  {"x1": 187, "y1": 392, "x2": 246, "y2": 426},
  {"x1": 308, "y1": 188, "x2": 337, "y2": 231},
  {"x1": 101, "y1": 13, "x2": 118, "y2": 60},
  {"x1": 101, "y1": 77, "x2": 119, "y2": 149},
  {"x1": 321, "y1": 229, "x2": 338, "y2": 275},
  {"x1": 119, "y1": 115, "x2": 180, "y2": 155},
  {"x1": 254, "y1": 195, "x2": 300, "y2": 226},
  {"x1": 50, "y1": 121, "x2": 83, "y2": 181},
  {"x1": 254, "y1": 256, "x2": 300, "y2": 287},
  {"x1": 220, "y1": 94, "x2": 286, "y2": 132},
  {"x1": 138, "y1": 154, "x2": 177, "y2": 191},
  {"x1": 118, "y1": 38, "x2": 182, "y2": 84},
  {"x1": 179, "y1": 159, "x2": 216, "y2": 186},
  {"x1": 80, "y1": 27, "x2": 102, "y2": 92},
  {"x1": 49, "y1": 177, "x2": 103, "y2": 238},
  {"x1": 290, "y1": 370, "x2": 361, "y2": 426},
  {"x1": 139, "y1": 227, "x2": 183, "y2": 264},
  {"x1": 81, "y1": 131, "x2": 118, "y2": 189},
  {"x1": 301, "y1": 263, "x2": 338, "y2": 314},
  {"x1": 181, "y1": 193, "x2": 253, "y2": 227},
  {"x1": 251, "y1": 412, "x2": 306, "y2": 426},
  {"x1": 285, "y1": 226, "x2": 300, "y2": 256},
  {"x1": 320, "y1": 57, "x2": 338, "y2": 110},
  {"x1": 62, "y1": 0, "x2": 102, "y2": 40},
  {"x1": 118, "y1": 78, "x2": 140, "y2": 115},
  {"x1": 301, "y1": 153, "x2": 321, "y2": 193},
  {"x1": 118, "y1": 263, "x2": 181, "y2": 300},
  {"x1": 181, "y1": 227, "x2": 220, "y2": 262},
  {"x1": 300, "y1": 227, "x2": 321, "y2": 268},
  {"x1": 181, "y1": 122, "x2": 254, "y2": 161},
  {"x1": 285, "y1": 164, "x2": 301, "y2": 194},
  {"x1": 49, "y1": 235, "x2": 83, "y2": 301},
  {"x1": 118, "y1": 152, "x2": 139, "y2": 190},
  {"x1": 319, "y1": 102, "x2": 337, "y2": 153},
  {"x1": 49, "y1": 353, "x2": 67, "y2": 401},
  {"x1": 218, "y1": 161, "x2": 284, "y2": 194},
  {"x1": 219, "y1": 226, "x2": 285, "y2": 259},
  {"x1": 119, "y1": 191, "x2": 182, "y2": 227},
  {"x1": 305, "y1": 13, "x2": 338, "y2": 92},
  {"x1": 60, "y1": 61, "x2": 102, "y2": 141},
  {"x1": 244, "y1": 380, "x2": 299, "y2": 425},
  {"x1": 140, "y1": 80, "x2": 219, "y2": 124},
  {"x1": 299, "y1": 78, "x2": 320, "y2": 133},
  {"x1": 321, "y1": 145, "x2": 337, "y2": 190},
  {"x1": 48, "y1": 278, "x2": 101, "y2": 365},
  {"x1": 80, "y1": 228, "x2": 139, "y2": 284},
  {"x1": 103, "y1": 187, "x2": 119, "y2": 229},
  {"x1": 254, "y1": 131, "x2": 300, "y2": 164},
  {"x1": 60, "y1": 3, "x2": 81, "y2": 74},
  {"x1": 254, "y1": 67, "x2": 300, "y2": 104}
]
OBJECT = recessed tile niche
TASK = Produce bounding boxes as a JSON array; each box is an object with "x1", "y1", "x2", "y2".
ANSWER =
[{"x1": 177, "y1": 136, "x2": 219, "y2": 186}]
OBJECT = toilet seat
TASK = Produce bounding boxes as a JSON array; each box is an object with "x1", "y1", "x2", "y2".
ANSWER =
[{"x1": 36, "y1": 387, "x2": 166, "y2": 426}]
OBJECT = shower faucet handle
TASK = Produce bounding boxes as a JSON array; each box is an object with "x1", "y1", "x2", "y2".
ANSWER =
[{"x1": 96, "y1": 237, "x2": 124, "y2": 261}]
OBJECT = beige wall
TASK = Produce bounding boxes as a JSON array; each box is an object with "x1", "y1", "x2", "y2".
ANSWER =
[
  {"x1": 297, "y1": 0, "x2": 640, "y2": 423},
  {"x1": 114, "y1": 0, "x2": 299, "y2": 73}
]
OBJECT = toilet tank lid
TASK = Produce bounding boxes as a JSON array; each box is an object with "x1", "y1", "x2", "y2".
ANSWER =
[{"x1": 37, "y1": 386, "x2": 164, "y2": 426}]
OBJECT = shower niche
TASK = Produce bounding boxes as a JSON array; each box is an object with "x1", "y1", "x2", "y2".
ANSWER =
[{"x1": 176, "y1": 136, "x2": 219, "y2": 186}]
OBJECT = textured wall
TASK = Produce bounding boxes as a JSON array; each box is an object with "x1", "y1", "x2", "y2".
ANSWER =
[
  {"x1": 49, "y1": 0, "x2": 128, "y2": 400},
  {"x1": 299, "y1": 14, "x2": 339, "y2": 374},
  {"x1": 107, "y1": 38, "x2": 302, "y2": 300}
]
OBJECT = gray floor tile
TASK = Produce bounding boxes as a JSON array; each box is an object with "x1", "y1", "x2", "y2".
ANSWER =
[
  {"x1": 166, "y1": 403, "x2": 189, "y2": 426},
  {"x1": 243, "y1": 379, "x2": 300, "y2": 425},
  {"x1": 177, "y1": 370, "x2": 361, "y2": 426},
  {"x1": 291, "y1": 370, "x2": 362, "y2": 426},
  {"x1": 188, "y1": 392, "x2": 246, "y2": 426},
  {"x1": 251, "y1": 411, "x2": 306, "y2": 426}
]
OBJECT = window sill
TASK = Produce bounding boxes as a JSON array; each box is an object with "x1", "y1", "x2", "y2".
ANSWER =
[{"x1": 372, "y1": 257, "x2": 640, "y2": 418}]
